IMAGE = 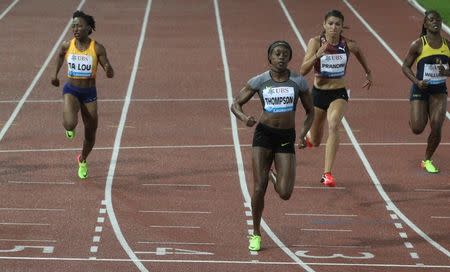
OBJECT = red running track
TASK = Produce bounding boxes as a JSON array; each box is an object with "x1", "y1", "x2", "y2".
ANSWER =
[{"x1": 0, "y1": 0, "x2": 448, "y2": 271}]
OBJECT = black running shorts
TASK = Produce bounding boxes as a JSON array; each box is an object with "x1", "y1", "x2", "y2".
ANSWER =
[
  {"x1": 312, "y1": 86, "x2": 348, "y2": 111},
  {"x1": 410, "y1": 84, "x2": 448, "y2": 101},
  {"x1": 252, "y1": 123, "x2": 296, "y2": 154}
]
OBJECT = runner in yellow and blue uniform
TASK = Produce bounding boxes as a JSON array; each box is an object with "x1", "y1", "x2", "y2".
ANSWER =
[
  {"x1": 402, "y1": 10, "x2": 449, "y2": 173},
  {"x1": 231, "y1": 41, "x2": 314, "y2": 251},
  {"x1": 51, "y1": 10, "x2": 114, "y2": 179}
]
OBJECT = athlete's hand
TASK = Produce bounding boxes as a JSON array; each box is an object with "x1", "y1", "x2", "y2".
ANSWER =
[
  {"x1": 245, "y1": 116, "x2": 256, "y2": 127},
  {"x1": 105, "y1": 64, "x2": 114, "y2": 78},
  {"x1": 51, "y1": 77, "x2": 60, "y2": 87},
  {"x1": 438, "y1": 65, "x2": 448, "y2": 76},
  {"x1": 298, "y1": 137, "x2": 308, "y2": 149},
  {"x1": 417, "y1": 80, "x2": 428, "y2": 90},
  {"x1": 315, "y1": 42, "x2": 328, "y2": 59},
  {"x1": 362, "y1": 72, "x2": 372, "y2": 90}
]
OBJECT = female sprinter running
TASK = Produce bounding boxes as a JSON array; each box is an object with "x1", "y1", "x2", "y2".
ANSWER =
[
  {"x1": 51, "y1": 10, "x2": 114, "y2": 179},
  {"x1": 300, "y1": 9, "x2": 372, "y2": 187},
  {"x1": 231, "y1": 41, "x2": 314, "y2": 251},
  {"x1": 402, "y1": 10, "x2": 449, "y2": 173}
]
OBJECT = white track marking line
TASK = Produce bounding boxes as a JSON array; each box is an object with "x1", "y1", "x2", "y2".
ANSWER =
[
  {"x1": 215, "y1": 0, "x2": 313, "y2": 270},
  {"x1": 0, "y1": 222, "x2": 49, "y2": 226},
  {"x1": 0, "y1": 256, "x2": 448, "y2": 268},
  {"x1": 0, "y1": 239, "x2": 56, "y2": 242},
  {"x1": 6, "y1": 181, "x2": 75, "y2": 185},
  {"x1": 415, "y1": 189, "x2": 450, "y2": 192},
  {"x1": 0, "y1": 0, "x2": 86, "y2": 143},
  {"x1": 341, "y1": 0, "x2": 450, "y2": 121},
  {"x1": 138, "y1": 210, "x2": 210, "y2": 214},
  {"x1": 0, "y1": 208, "x2": 64, "y2": 211},
  {"x1": 431, "y1": 216, "x2": 450, "y2": 219},
  {"x1": 148, "y1": 226, "x2": 200, "y2": 229},
  {"x1": 103, "y1": 1, "x2": 152, "y2": 272},
  {"x1": 142, "y1": 183, "x2": 210, "y2": 187},
  {"x1": 0, "y1": 0, "x2": 19, "y2": 20},
  {"x1": 404, "y1": 242, "x2": 414, "y2": 249},
  {"x1": 285, "y1": 213, "x2": 357, "y2": 217},
  {"x1": 137, "y1": 241, "x2": 215, "y2": 245},
  {"x1": 5, "y1": 97, "x2": 444, "y2": 103},
  {"x1": 1, "y1": 141, "x2": 449, "y2": 153},
  {"x1": 294, "y1": 186, "x2": 346, "y2": 190},
  {"x1": 282, "y1": 0, "x2": 450, "y2": 258},
  {"x1": 292, "y1": 244, "x2": 370, "y2": 249},
  {"x1": 300, "y1": 229, "x2": 352, "y2": 232}
]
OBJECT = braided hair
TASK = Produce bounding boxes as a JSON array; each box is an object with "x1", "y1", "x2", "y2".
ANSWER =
[
  {"x1": 73, "y1": 10, "x2": 96, "y2": 35},
  {"x1": 420, "y1": 10, "x2": 441, "y2": 36},
  {"x1": 267, "y1": 40, "x2": 292, "y2": 63}
]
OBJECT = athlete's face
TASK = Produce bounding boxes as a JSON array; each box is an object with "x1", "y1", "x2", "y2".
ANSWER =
[
  {"x1": 269, "y1": 46, "x2": 291, "y2": 71},
  {"x1": 323, "y1": 16, "x2": 343, "y2": 37},
  {"x1": 71, "y1": 17, "x2": 90, "y2": 39},
  {"x1": 424, "y1": 12, "x2": 442, "y2": 34}
]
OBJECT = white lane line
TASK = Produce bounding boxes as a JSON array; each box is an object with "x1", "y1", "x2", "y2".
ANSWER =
[
  {"x1": 341, "y1": 0, "x2": 450, "y2": 122},
  {"x1": 0, "y1": 222, "x2": 49, "y2": 226},
  {"x1": 137, "y1": 241, "x2": 215, "y2": 245},
  {"x1": 0, "y1": 239, "x2": 56, "y2": 242},
  {"x1": 0, "y1": 0, "x2": 86, "y2": 143},
  {"x1": 3, "y1": 97, "x2": 437, "y2": 103},
  {"x1": 301, "y1": 229, "x2": 352, "y2": 232},
  {"x1": 394, "y1": 223, "x2": 403, "y2": 229},
  {"x1": 285, "y1": 213, "x2": 357, "y2": 217},
  {"x1": 89, "y1": 200, "x2": 106, "y2": 257},
  {"x1": 142, "y1": 184, "x2": 210, "y2": 187},
  {"x1": 148, "y1": 225, "x2": 200, "y2": 229},
  {"x1": 281, "y1": 0, "x2": 446, "y2": 260},
  {"x1": 415, "y1": 189, "x2": 450, "y2": 192},
  {"x1": 1, "y1": 141, "x2": 449, "y2": 154},
  {"x1": 134, "y1": 250, "x2": 214, "y2": 255},
  {"x1": 0, "y1": 255, "x2": 448, "y2": 268},
  {"x1": 292, "y1": 244, "x2": 370, "y2": 249},
  {"x1": 215, "y1": 0, "x2": 311, "y2": 270},
  {"x1": 7, "y1": 181, "x2": 74, "y2": 185},
  {"x1": 410, "y1": 252, "x2": 420, "y2": 259},
  {"x1": 404, "y1": 242, "x2": 414, "y2": 249},
  {"x1": 431, "y1": 216, "x2": 450, "y2": 219},
  {"x1": 294, "y1": 186, "x2": 346, "y2": 190},
  {"x1": 339, "y1": 0, "x2": 450, "y2": 258},
  {"x1": 243, "y1": 205, "x2": 257, "y2": 257},
  {"x1": 0, "y1": 208, "x2": 64, "y2": 212},
  {"x1": 90, "y1": 246, "x2": 98, "y2": 253},
  {"x1": 0, "y1": 0, "x2": 19, "y2": 20},
  {"x1": 139, "y1": 210, "x2": 210, "y2": 214}
]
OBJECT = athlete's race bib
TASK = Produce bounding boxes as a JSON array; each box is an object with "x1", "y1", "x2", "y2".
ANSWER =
[
  {"x1": 67, "y1": 54, "x2": 94, "y2": 78},
  {"x1": 423, "y1": 63, "x2": 448, "y2": 85},
  {"x1": 320, "y1": 53, "x2": 347, "y2": 78},
  {"x1": 262, "y1": 86, "x2": 295, "y2": 113}
]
